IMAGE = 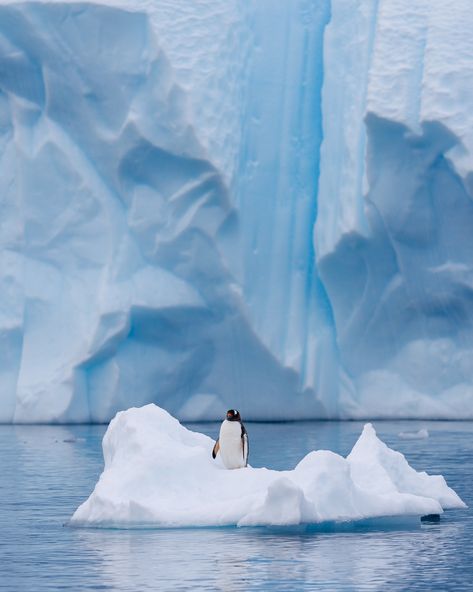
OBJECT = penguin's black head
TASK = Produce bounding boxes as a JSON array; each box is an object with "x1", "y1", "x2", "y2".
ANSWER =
[{"x1": 226, "y1": 409, "x2": 241, "y2": 422}]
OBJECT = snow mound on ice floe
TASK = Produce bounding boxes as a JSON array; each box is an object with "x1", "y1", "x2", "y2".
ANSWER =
[{"x1": 71, "y1": 405, "x2": 465, "y2": 528}]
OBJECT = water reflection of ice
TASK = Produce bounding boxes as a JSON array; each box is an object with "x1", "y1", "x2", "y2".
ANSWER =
[{"x1": 73, "y1": 515, "x2": 464, "y2": 592}]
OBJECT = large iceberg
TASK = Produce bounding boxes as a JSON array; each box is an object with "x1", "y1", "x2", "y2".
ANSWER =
[
  {"x1": 1, "y1": 1, "x2": 473, "y2": 422},
  {"x1": 70, "y1": 405, "x2": 465, "y2": 528}
]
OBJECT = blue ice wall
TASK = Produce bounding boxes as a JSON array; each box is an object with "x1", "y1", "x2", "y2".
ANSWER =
[{"x1": 1, "y1": 0, "x2": 473, "y2": 422}]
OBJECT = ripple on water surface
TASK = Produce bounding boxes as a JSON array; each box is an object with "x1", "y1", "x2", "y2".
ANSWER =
[{"x1": 0, "y1": 420, "x2": 471, "y2": 591}]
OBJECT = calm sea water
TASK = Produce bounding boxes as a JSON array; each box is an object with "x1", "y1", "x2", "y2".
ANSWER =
[{"x1": 0, "y1": 420, "x2": 471, "y2": 591}]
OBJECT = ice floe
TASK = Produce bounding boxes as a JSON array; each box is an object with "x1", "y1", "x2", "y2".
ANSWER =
[
  {"x1": 398, "y1": 429, "x2": 430, "y2": 440},
  {"x1": 71, "y1": 405, "x2": 465, "y2": 528}
]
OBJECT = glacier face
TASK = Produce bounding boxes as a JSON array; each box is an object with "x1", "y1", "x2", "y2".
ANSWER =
[
  {"x1": 1, "y1": 0, "x2": 473, "y2": 422},
  {"x1": 317, "y1": 0, "x2": 473, "y2": 417}
]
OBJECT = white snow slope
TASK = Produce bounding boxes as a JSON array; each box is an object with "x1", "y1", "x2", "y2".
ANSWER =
[
  {"x1": 1, "y1": 1, "x2": 473, "y2": 421},
  {"x1": 70, "y1": 405, "x2": 466, "y2": 528}
]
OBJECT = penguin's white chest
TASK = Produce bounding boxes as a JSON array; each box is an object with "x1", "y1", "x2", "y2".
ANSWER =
[{"x1": 219, "y1": 420, "x2": 245, "y2": 469}]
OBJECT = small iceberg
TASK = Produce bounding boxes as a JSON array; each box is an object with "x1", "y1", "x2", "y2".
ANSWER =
[
  {"x1": 398, "y1": 429, "x2": 429, "y2": 440},
  {"x1": 70, "y1": 405, "x2": 465, "y2": 528}
]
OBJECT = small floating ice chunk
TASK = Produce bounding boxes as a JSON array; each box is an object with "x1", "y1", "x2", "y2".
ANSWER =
[
  {"x1": 70, "y1": 406, "x2": 466, "y2": 528},
  {"x1": 398, "y1": 429, "x2": 429, "y2": 440}
]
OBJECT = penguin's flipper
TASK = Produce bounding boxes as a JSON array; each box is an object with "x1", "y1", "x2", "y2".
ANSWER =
[
  {"x1": 241, "y1": 424, "x2": 249, "y2": 467},
  {"x1": 212, "y1": 439, "x2": 220, "y2": 459}
]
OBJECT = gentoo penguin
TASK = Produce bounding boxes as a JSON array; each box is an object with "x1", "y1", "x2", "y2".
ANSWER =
[{"x1": 212, "y1": 409, "x2": 248, "y2": 469}]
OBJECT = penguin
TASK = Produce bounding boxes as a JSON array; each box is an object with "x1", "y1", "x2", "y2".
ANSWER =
[{"x1": 212, "y1": 409, "x2": 248, "y2": 469}]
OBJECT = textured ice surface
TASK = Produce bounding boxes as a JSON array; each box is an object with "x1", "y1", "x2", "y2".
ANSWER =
[
  {"x1": 317, "y1": 0, "x2": 473, "y2": 418},
  {"x1": 1, "y1": 1, "x2": 473, "y2": 422},
  {"x1": 70, "y1": 405, "x2": 465, "y2": 528}
]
